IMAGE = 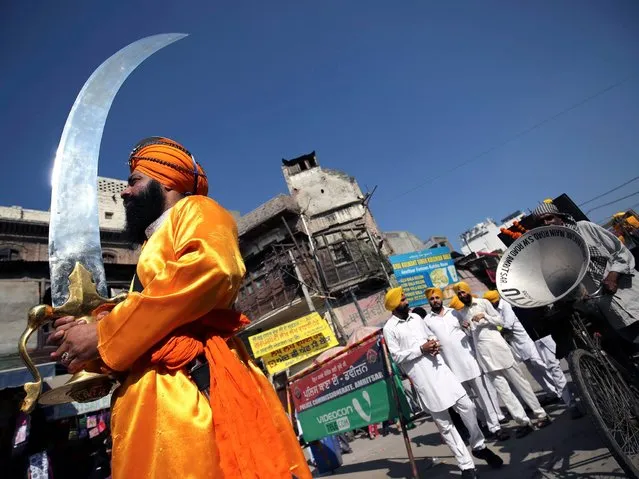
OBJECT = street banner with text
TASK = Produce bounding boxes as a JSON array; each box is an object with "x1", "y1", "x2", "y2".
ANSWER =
[
  {"x1": 262, "y1": 326, "x2": 339, "y2": 375},
  {"x1": 248, "y1": 312, "x2": 328, "y2": 358},
  {"x1": 390, "y1": 246, "x2": 459, "y2": 307},
  {"x1": 290, "y1": 335, "x2": 396, "y2": 441}
]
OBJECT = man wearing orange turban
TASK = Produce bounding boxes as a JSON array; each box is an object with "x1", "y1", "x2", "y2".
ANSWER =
[
  {"x1": 421, "y1": 288, "x2": 509, "y2": 441},
  {"x1": 383, "y1": 289, "x2": 503, "y2": 476},
  {"x1": 48, "y1": 137, "x2": 311, "y2": 478},
  {"x1": 453, "y1": 282, "x2": 550, "y2": 438}
]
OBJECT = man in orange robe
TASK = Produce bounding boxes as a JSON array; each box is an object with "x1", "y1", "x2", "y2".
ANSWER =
[{"x1": 48, "y1": 137, "x2": 311, "y2": 478}]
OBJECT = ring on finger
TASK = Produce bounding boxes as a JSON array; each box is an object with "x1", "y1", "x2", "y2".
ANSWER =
[{"x1": 61, "y1": 351, "x2": 72, "y2": 364}]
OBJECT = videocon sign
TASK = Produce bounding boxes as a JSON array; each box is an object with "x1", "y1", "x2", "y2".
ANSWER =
[{"x1": 290, "y1": 335, "x2": 397, "y2": 441}]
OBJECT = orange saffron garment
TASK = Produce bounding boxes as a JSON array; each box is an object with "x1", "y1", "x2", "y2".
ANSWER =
[{"x1": 97, "y1": 195, "x2": 311, "y2": 478}]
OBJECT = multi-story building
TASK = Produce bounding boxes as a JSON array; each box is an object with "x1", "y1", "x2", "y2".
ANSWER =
[
  {"x1": 0, "y1": 177, "x2": 138, "y2": 370},
  {"x1": 236, "y1": 152, "x2": 392, "y2": 362},
  {"x1": 383, "y1": 231, "x2": 426, "y2": 255},
  {"x1": 459, "y1": 210, "x2": 526, "y2": 255},
  {"x1": 423, "y1": 235, "x2": 455, "y2": 252}
]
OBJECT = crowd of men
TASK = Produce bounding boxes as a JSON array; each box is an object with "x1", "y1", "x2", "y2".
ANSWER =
[
  {"x1": 381, "y1": 200, "x2": 639, "y2": 478},
  {"x1": 383, "y1": 284, "x2": 560, "y2": 478}
]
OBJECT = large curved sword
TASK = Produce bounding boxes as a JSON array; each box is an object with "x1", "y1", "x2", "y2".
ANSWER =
[
  {"x1": 19, "y1": 33, "x2": 188, "y2": 413},
  {"x1": 49, "y1": 33, "x2": 188, "y2": 305}
]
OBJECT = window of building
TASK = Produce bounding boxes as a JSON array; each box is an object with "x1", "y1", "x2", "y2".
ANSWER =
[
  {"x1": 330, "y1": 243, "x2": 351, "y2": 265},
  {"x1": 0, "y1": 248, "x2": 21, "y2": 261},
  {"x1": 105, "y1": 212, "x2": 114, "y2": 220},
  {"x1": 102, "y1": 252, "x2": 117, "y2": 263}
]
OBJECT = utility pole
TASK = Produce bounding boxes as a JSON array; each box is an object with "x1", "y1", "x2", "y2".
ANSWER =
[
  {"x1": 365, "y1": 228, "x2": 392, "y2": 285},
  {"x1": 288, "y1": 249, "x2": 315, "y2": 313},
  {"x1": 348, "y1": 287, "x2": 367, "y2": 326},
  {"x1": 360, "y1": 185, "x2": 392, "y2": 286}
]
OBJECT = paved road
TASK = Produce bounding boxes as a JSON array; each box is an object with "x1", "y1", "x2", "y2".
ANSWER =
[{"x1": 309, "y1": 362, "x2": 626, "y2": 478}]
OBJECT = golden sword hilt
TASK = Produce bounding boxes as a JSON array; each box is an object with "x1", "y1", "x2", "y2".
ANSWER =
[{"x1": 18, "y1": 263, "x2": 127, "y2": 413}]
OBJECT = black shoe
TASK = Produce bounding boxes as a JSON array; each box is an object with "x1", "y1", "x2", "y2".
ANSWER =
[
  {"x1": 499, "y1": 417, "x2": 510, "y2": 425},
  {"x1": 515, "y1": 425, "x2": 534, "y2": 438},
  {"x1": 461, "y1": 468, "x2": 478, "y2": 478},
  {"x1": 491, "y1": 429, "x2": 511, "y2": 441},
  {"x1": 539, "y1": 395, "x2": 561, "y2": 407},
  {"x1": 473, "y1": 447, "x2": 504, "y2": 469},
  {"x1": 534, "y1": 416, "x2": 552, "y2": 429}
]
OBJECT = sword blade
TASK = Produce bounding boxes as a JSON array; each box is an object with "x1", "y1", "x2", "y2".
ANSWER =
[{"x1": 48, "y1": 33, "x2": 188, "y2": 307}]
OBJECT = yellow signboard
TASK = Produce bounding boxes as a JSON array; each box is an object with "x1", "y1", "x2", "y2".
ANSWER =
[
  {"x1": 248, "y1": 312, "x2": 328, "y2": 358},
  {"x1": 262, "y1": 326, "x2": 339, "y2": 375}
]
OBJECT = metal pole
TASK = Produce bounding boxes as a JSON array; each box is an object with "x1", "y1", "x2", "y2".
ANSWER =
[
  {"x1": 365, "y1": 228, "x2": 392, "y2": 285},
  {"x1": 380, "y1": 337, "x2": 420, "y2": 479},
  {"x1": 281, "y1": 216, "x2": 321, "y2": 290},
  {"x1": 349, "y1": 287, "x2": 367, "y2": 326},
  {"x1": 288, "y1": 249, "x2": 316, "y2": 313}
]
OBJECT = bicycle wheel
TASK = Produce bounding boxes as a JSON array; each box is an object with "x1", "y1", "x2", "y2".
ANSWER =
[{"x1": 569, "y1": 348, "x2": 639, "y2": 478}]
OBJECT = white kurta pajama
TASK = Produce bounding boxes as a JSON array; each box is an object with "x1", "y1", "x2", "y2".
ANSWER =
[
  {"x1": 383, "y1": 313, "x2": 485, "y2": 471},
  {"x1": 454, "y1": 298, "x2": 547, "y2": 426},
  {"x1": 534, "y1": 335, "x2": 569, "y2": 404},
  {"x1": 494, "y1": 299, "x2": 570, "y2": 405},
  {"x1": 424, "y1": 307, "x2": 504, "y2": 433}
]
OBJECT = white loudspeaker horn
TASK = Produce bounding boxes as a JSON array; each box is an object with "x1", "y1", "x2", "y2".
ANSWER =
[{"x1": 496, "y1": 225, "x2": 590, "y2": 308}]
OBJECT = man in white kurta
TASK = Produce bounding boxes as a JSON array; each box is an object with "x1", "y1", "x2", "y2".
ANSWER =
[
  {"x1": 484, "y1": 291, "x2": 570, "y2": 406},
  {"x1": 532, "y1": 202, "x2": 639, "y2": 340},
  {"x1": 452, "y1": 282, "x2": 550, "y2": 437},
  {"x1": 415, "y1": 288, "x2": 509, "y2": 441},
  {"x1": 382, "y1": 288, "x2": 502, "y2": 478}
]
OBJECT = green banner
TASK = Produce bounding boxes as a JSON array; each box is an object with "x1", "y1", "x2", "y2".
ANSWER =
[
  {"x1": 291, "y1": 335, "x2": 400, "y2": 442},
  {"x1": 297, "y1": 379, "x2": 396, "y2": 441}
]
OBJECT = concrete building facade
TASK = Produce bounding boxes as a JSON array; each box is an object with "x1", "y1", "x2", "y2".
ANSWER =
[
  {"x1": 459, "y1": 210, "x2": 526, "y2": 255},
  {"x1": 384, "y1": 231, "x2": 426, "y2": 255},
  {"x1": 0, "y1": 177, "x2": 137, "y2": 369},
  {"x1": 236, "y1": 152, "x2": 393, "y2": 371}
]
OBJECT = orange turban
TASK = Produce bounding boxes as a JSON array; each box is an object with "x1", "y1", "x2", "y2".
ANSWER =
[
  {"x1": 453, "y1": 282, "x2": 472, "y2": 295},
  {"x1": 425, "y1": 287, "x2": 443, "y2": 300},
  {"x1": 483, "y1": 290, "x2": 500, "y2": 304},
  {"x1": 448, "y1": 296, "x2": 465, "y2": 310},
  {"x1": 384, "y1": 287, "x2": 403, "y2": 311},
  {"x1": 129, "y1": 137, "x2": 209, "y2": 196}
]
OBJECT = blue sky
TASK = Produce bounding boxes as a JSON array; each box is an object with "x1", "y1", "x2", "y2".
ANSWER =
[{"x1": 1, "y1": 1, "x2": 638, "y2": 249}]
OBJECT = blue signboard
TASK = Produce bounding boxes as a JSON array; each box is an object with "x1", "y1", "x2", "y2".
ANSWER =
[{"x1": 389, "y1": 247, "x2": 459, "y2": 307}]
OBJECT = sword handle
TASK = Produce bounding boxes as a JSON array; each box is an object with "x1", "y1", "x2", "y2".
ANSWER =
[
  {"x1": 18, "y1": 263, "x2": 128, "y2": 413},
  {"x1": 18, "y1": 305, "x2": 54, "y2": 413}
]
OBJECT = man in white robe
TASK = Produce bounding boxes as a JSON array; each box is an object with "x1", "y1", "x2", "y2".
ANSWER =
[
  {"x1": 484, "y1": 290, "x2": 570, "y2": 407},
  {"x1": 532, "y1": 201, "x2": 639, "y2": 341},
  {"x1": 382, "y1": 288, "x2": 502, "y2": 479},
  {"x1": 452, "y1": 282, "x2": 551, "y2": 438},
  {"x1": 415, "y1": 288, "x2": 509, "y2": 441}
]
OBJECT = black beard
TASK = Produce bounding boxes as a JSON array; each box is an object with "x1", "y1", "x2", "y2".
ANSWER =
[
  {"x1": 396, "y1": 304, "x2": 410, "y2": 317},
  {"x1": 123, "y1": 180, "x2": 166, "y2": 245}
]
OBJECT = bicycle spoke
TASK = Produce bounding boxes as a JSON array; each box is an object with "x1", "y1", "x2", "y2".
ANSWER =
[{"x1": 579, "y1": 354, "x2": 639, "y2": 467}]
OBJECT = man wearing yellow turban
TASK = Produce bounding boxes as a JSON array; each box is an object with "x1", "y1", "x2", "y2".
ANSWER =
[
  {"x1": 453, "y1": 282, "x2": 550, "y2": 438},
  {"x1": 48, "y1": 137, "x2": 311, "y2": 478},
  {"x1": 383, "y1": 289, "x2": 503, "y2": 476},
  {"x1": 421, "y1": 288, "x2": 509, "y2": 441},
  {"x1": 483, "y1": 291, "x2": 572, "y2": 410},
  {"x1": 384, "y1": 286, "x2": 404, "y2": 312}
]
